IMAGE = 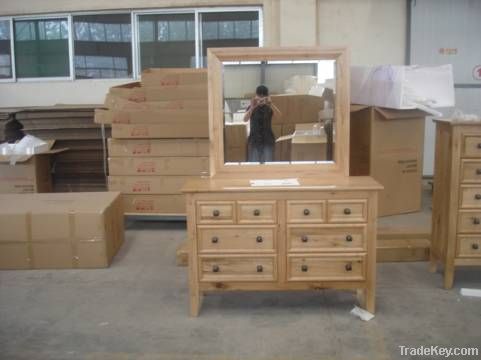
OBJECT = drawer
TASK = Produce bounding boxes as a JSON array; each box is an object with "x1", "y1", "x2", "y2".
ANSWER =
[
  {"x1": 287, "y1": 225, "x2": 366, "y2": 252},
  {"x1": 327, "y1": 200, "x2": 367, "y2": 223},
  {"x1": 460, "y1": 160, "x2": 481, "y2": 183},
  {"x1": 459, "y1": 187, "x2": 481, "y2": 208},
  {"x1": 199, "y1": 256, "x2": 276, "y2": 282},
  {"x1": 197, "y1": 201, "x2": 235, "y2": 224},
  {"x1": 287, "y1": 255, "x2": 365, "y2": 281},
  {"x1": 198, "y1": 226, "x2": 276, "y2": 253},
  {"x1": 462, "y1": 135, "x2": 481, "y2": 158},
  {"x1": 237, "y1": 201, "x2": 276, "y2": 224},
  {"x1": 457, "y1": 236, "x2": 481, "y2": 257},
  {"x1": 287, "y1": 200, "x2": 326, "y2": 223},
  {"x1": 457, "y1": 211, "x2": 481, "y2": 233}
]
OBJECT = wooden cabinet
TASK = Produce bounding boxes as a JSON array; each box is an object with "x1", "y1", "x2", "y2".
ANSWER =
[{"x1": 431, "y1": 120, "x2": 481, "y2": 288}]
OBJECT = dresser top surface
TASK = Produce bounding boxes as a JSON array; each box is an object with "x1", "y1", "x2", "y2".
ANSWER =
[
  {"x1": 434, "y1": 118, "x2": 481, "y2": 126},
  {"x1": 182, "y1": 176, "x2": 383, "y2": 193}
]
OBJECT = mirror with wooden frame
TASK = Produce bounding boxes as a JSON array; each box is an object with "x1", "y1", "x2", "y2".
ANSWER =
[{"x1": 207, "y1": 47, "x2": 350, "y2": 178}]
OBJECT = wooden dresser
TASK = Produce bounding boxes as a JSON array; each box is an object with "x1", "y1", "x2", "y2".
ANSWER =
[{"x1": 431, "y1": 119, "x2": 481, "y2": 288}]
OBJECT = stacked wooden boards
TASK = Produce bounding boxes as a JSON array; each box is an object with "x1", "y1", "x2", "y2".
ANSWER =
[{"x1": 96, "y1": 69, "x2": 210, "y2": 215}]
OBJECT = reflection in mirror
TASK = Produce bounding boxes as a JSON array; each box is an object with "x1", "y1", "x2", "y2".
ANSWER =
[{"x1": 222, "y1": 60, "x2": 336, "y2": 165}]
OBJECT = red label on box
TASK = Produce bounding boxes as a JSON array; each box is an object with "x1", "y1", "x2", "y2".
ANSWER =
[
  {"x1": 136, "y1": 162, "x2": 155, "y2": 173},
  {"x1": 132, "y1": 144, "x2": 151, "y2": 155},
  {"x1": 131, "y1": 126, "x2": 149, "y2": 137},
  {"x1": 132, "y1": 181, "x2": 151, "y2": 193},
  {"x1": 133, "y1": 199, "x2": 154, "y2": 211}
]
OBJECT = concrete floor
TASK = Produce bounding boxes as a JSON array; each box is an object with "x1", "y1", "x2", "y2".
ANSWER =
[{"x1": 1, "y1": 220, "x2": 480, "y2": 360}]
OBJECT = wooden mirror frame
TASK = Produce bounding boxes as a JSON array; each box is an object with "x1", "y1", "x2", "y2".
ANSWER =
[{"x1": 207, "y1": 46, "x2": 350, "y2": 178}]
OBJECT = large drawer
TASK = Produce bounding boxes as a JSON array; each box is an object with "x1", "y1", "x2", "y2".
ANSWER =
[
  {"x1": 462, "y1": 135, "x2": 481, "y2": 158},
  {"x1": 286, "y1": 200, "x2": 326, "y2": 223},
  {"x1": 460, "y1": 160, "x2": 481, "y2": 183},
  {"x1": 287, "y1": 255, "x2": 365, "y2": 281},
  {"x1": 199, "y1": 256, "x2": 276, "y2": 282},
  {"x1": 457, "y1": 211, "x2": 481, "y2": 233},
  {"x1": 327, "y1": 200, "x2": 367, "y2": 223},
  {"x1": 457, "y1": 236, "x2": 481, "y2": 257},
  {"x1": 237, "y1": 201, "x2": 277, "y2": 224},
  {"x1": 287, "y1": 225, "x2": 366, "y2": 252},
  {"x1": 197, "y1": 201, "x2": 235, "y2": 224},
  {"x1": 459, "y1": 187, "x2": 481, "y2": 208},
  {"x1": 198, "y1": 226, "x2": 276, "y2": 253}
]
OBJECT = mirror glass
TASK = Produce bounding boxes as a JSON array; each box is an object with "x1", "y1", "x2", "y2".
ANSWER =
[{"x1": 222, "y1": 59, "x2": 336, "y2": 165}]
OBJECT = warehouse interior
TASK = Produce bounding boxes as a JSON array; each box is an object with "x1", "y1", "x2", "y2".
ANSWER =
[{"x1": 0, "y1": 1, "x2": 480, "y2": 359}]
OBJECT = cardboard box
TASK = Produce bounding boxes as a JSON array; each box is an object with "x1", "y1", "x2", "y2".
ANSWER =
[
  {"x1": 290, "y1": 123, "x2": 329, "y2": 161},
  {"x1": 0, "y1": 141, "x2": 67, "y2": 194},
  {"x1": 224, "y1": 123, "x2": 248, "y2": 162},
  {"x1": 270, "y1": 94, "x2": 324, "y2": 125},
  {"x1": 108, "y1": 138, "x2": 209, "y2": 157},
  {"x1": 123, "y1": 194, "x2": 185, "y2": 214},
  {"x1": 350, "y1": 105, "x2": 427, "y2": 216},
  {"x1": 106, "y1": 109, "x2": 208, "y2": 125},
  {"x1": 272, "y1": 123, "x2": 295, "y2": 161},
  {"x1": 108, "y1": 175, "x2": 202, "y2": 194},
  {"x1": 112, "y1": 122, "x2": 209, "y2": 139},
  {"x1": 108, "y1": 157, "x2": 209, "y2": 176},
  {"x1": 0, "y1": 192, "x2": 124, "y2": 269},
  {"x1": 141, "y1": 68, "x2": 207, "y2": 87},
  {"x1": 103, "y1": 97, "x2": 207, "y2": 112}
]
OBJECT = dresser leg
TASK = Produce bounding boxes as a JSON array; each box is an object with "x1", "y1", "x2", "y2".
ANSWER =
[
  {"x1": 358, "y1": 287, "x2": 375, "y2": 314},
  {"x1": 429, "y1": 255, "x2": 438, "y2": 273},
  {"x1": 190, "y1": 290, "x2": 202, "y2": 317},
  {"x1": 443, "y1": 266, "x2": 455, "y2": 289}
]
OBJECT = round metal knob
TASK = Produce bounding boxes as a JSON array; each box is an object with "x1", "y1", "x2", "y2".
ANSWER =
[
  {"x1": 303, "y1": 209, "x2": 310, "y2": 216},
  {"x1": 476, "y1": 169, "x2": 481, "y2": 175},
  {"x1": 253, "y1": 209, "x2": 260, "y2": 216},
  {"x1": 212, "y1": 209, "x2": 220, "y2": 217},
  {"x1": 301, "y1": 264, "x2": 308, "y2": 272},
  {"x1": 472, "y1": 243, "x2": 479, "y2": 250},
  {"x1": 473, "y1": 217, "x2": 480, "y2": 225},
  {"x1": 301, "y1": 235, "x2": 308, "y2": 243},
  {"x1": 475, "y1": 194, "x2": 481, "y2": 200},
  {"x1": 344, "y1": 208, "x2": 351, "y2": 215},
  {"x1": 346, "y1": 235, "x2": 353, "y2": 242},
  {"x1": 345, "y1": 263, "x2": 352, "y2": 271},
  {"x1": 256, "y1": 265, "x2": 263, "y2": 272},
  {"x1": 212, "y1": 265, "x2": 220, "y2": 273},
  {"x1": 211, "y1": 236, "x2": 219, "y2": 244},
  {"x1": 256, "y1": 236, "x2": 263, "y2": 243}
]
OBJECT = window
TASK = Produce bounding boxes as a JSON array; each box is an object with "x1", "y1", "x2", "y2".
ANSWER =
[
  {"x1": 73, "y1": 14, "x2": 132, "y2": 79},
  {"x1": 200, "y1": 11, "x2": 259, "y2": 67},
  {"x1": 138, "y1": 13, "x2": 196, "y2": 70},
  {"x1": 0, "y1": 20, "x2": 12, "y2": 79},
  {"x1": 14, "y1": 18, "x2": 70, "y2": 78}
]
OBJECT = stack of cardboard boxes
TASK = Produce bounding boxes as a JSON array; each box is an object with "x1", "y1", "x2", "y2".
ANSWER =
[{"x1": 95, "y1": 69, "x2": 210, "y2": 215}]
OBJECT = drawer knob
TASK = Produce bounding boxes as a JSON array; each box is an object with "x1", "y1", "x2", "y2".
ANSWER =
[
  {"x1": 345, "y1": 263, "x2": 352, "y2": 272},
  {"x1": 344, "y1": 208, "x2": 351, "y2": 215},
  {"x1": 211, "y1": 236, "x2": 219, "y2": 244},
  {"x1": 303, "y1": 208, "x2": 310, "y2": 216},
  {"x1": 301, "y1": 264, "x2": 308, "y2": 272},
  {"x1": 473, "y1": 217, "x2": 480, "y2": 225},
  {"x1": 256, "y1": 265, "x2": 263, "y2": 273},
  {"x1": 345, "y1": 235, "x2": 353, "y2": 242},
  {"x1": 476, "y1": 169, "x2": 481, "y2": 175},
  {"x1": 473, "y1": 243, "x2": 480, "y2": 250},
  {"x1": 477, "y1": 143, "x2": 481, "y2": 149},
  {"x1": 212, "y1": 265, "x2": 220, "y2": 273},
  {"x1": 256, "y1": 235, "x2": 263, "y2": 243},
  {"x1": 253, "y1": 209, "x2": 261, "y2": 216},
  {"x1": 475, "y1": 194, "x2": 481, "y2": 200},
  {"x1": 212, "y1": 209, "x2": 220, "y2": 217},
  {"x1": 301, "y1": 235, "x2": 309, "y2": 243}
]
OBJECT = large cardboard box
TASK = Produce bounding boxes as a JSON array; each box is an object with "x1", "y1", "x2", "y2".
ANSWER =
[
  {"x1": 104, "y1": 109, "x2": 208, "y2": 125},
  {"x1": 108, "y1": 138, "x2": 209, "y2": 157},
  {"x1": 108, "y1": 157, "x2": 209, "y2": 176},
  {"x1": 224, "y1": 123, "x2": 248, "y2": 162},
  {"x1": 350, "y1": 105, "x2": 427, "y2": 216},
  {"x1": 108, "y1": 175, "x2": 201, "y2": 194},
  {"x1": 290, "y1": 123, "x2": 329, "y2": 161},
  {"x1": 270, "y1": 94, "x2": 324, "y2": 125},
  {"x1": 272, "y1": 123, "x2": 295, "y2": 161},
  {"x1": 141, "y1": 68, "x2": 207, "y2": 87},
  {"x1": 123, "y1": 194, "x2": 185, "y2": 214},
  {"x1": 112, "y1": 122, "x2": 208, "y2": 139},
  {"x1": 101, "y1": 98, "x2": 207, "y2": 114},
  {"x1": 0, "y1": 192, "x2": 124, "y2": 269}
]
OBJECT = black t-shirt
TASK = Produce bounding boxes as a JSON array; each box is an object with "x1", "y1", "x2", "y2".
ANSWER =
[{"x1": 248, "y1": 104, "x2": 275, "y2": 146}]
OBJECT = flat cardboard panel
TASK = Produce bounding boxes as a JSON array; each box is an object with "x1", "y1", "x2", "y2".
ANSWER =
[
  {"x1": 108, "y1": 157, "x2": 209, "y2": 176},
  {"x1": 141, "y1": 68, "x2": 207, "y2": 86},
  {"x1": 123, "y1": 194, "x2": 186, "y2": 214},
  {"x1": 105, "y1": 98, "x2": 207, "y2": 112},
  {"x1": 104, "y1": 109, "x2": 208, "y2": 125},
  {"x1": 111, "y1": 122, "x2": 209, "y2": 139},
  {"x1": 270, "y1": 94, "x2": 324, "y2": 125},
  {"x1": 0, "y1": 243, "x2": 30, "y2": 269},
  {"x1": 225, "y1": 123, "x2": 248, "y2": 162},
  {"x1": 107, "y1": 138, "x2": 209, "y2": 157},
  {"x1": 108, "y1": 175, "x2": 201, "y2": 194}
]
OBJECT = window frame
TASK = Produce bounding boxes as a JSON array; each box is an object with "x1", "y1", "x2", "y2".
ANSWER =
[{"x1": 0, "y1": 16, "x2": 15, "y2": 83}]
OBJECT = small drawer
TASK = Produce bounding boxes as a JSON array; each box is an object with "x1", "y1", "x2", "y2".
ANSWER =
[
  {"x1": 457, "y1": 236, "x2": 481, "y2": 257},
  {"x1": 462, "y1": 135, "x2": 481, "y2": 158},
  {"x1": 287, "y1": 200, "x2": 326, "y2": 223},
  {"x1": 199, "y1": 256, "x2": 276, "y2": 282},
  {"x1": 237, "y1": 201, "x2": 276, "y2": 224},
  {"x1": 327, "y1": 200, "x2": 367, "y2": 223},
  {"x1": 287, "y1": 255, "x2": 365, "y2": 281},
  {"x1": 457, "y1": 211, "x2": 481, "y2": 233},
  {"x1": 287, "y1": 225, "x2": 366, "y2": 252},
  {"x1": 197, "y1": 201, "x2": 235, "y2": 224},
  {"x1": 198, "y1": 226, "x2": 276, "y2": 253},
  {"x1": 459, "y1": 187, "x2": 481, "y2": 208},
  {"x1": 460, "y1": 160, "x2": 481, "y2": 183}
]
